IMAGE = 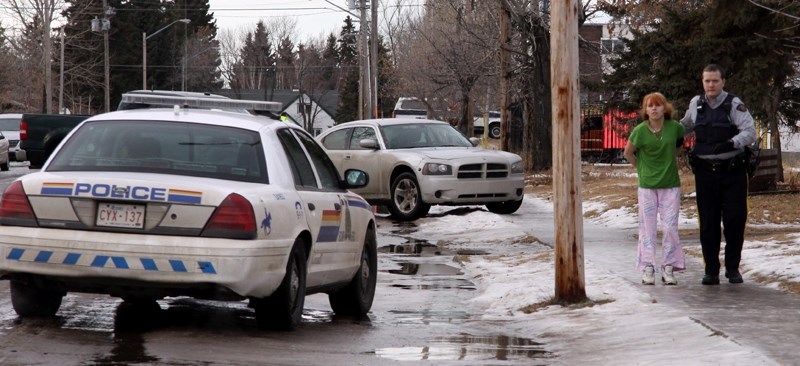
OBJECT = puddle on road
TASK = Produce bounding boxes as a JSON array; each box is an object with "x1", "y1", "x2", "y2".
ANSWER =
[
  {"x1": 387, "y1": 262, "x2": 476, "y2": 291},
  {"x1": 379, "y1": 241, "x2": 488, "y2": 257},
  {"x1": 374, "y1": 333, "x2": 553, "y2": 362},
  {"x1": 387, "y1": 309, "x2": 471, "y2": 324},
  {"x1": 89, "y1": 331, "x2": 159, "y2": 366}
]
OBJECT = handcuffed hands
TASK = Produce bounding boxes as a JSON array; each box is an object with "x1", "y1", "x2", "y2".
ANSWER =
[{"x1": 712, "y1": 139, "x2": 735, "y2": 154}]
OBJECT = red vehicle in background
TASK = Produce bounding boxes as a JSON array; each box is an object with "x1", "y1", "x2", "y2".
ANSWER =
[{"x1": 580, "y1": 108, "x2": 635, "y2": 163}]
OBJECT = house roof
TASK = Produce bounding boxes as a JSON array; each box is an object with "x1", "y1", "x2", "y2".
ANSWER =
[{"x1": 217, "y1": 89, "x2": 339, "y2": 118}]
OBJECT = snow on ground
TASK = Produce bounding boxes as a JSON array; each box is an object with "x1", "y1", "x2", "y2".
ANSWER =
[{"x1": 417, "y1": 193, "x2": 799, "y2": 365}]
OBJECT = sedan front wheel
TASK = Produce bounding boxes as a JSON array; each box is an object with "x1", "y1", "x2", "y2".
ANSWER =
[{"x1": 388, "y1": 172, "x2": 430, "y2": 221}]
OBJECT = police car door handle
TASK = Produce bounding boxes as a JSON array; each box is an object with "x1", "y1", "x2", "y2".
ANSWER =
[
  {"x1": 334, "y1": 203, "x2": 341, "y2": 210},
  {"x1": 344, "y1": 154, "x2": 352, "y2": 160},
  {"x1": 308, "y1": 203, "x2": 315, "y2": 211}
]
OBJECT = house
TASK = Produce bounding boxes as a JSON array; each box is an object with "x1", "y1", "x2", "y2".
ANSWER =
[{"x1": 218, "y1": 89, "x2": 339, "y2": 136}]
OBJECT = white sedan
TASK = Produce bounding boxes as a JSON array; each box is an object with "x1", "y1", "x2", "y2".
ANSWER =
[
  {"x1": 317, "y1": 118, "x2": 525, "y2": 220},
  {"x1": 0, "y1": 97, "x2": 376, "y2": 331}
]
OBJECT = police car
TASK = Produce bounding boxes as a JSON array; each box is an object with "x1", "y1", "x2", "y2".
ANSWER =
[{"x1": 0, "y1": 96, "x2": 377, "y2": 331}]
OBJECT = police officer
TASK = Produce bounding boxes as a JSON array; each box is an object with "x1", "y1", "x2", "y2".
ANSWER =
[{"x1": 680, "y1": 64, "x2": 756, "y2": 285}]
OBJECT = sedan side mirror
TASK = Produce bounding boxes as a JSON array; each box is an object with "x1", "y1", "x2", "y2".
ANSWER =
[
  {"x1": 359, "y1": 138, "x2": 379, "y2": 150},
  {"x1": 468, "y1": 137, "x2": 480, "y2": 147}
]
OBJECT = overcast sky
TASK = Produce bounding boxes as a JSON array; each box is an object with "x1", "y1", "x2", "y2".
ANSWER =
[{"x1": 208, "y1": 0, "x2": 363, "y2": 41}]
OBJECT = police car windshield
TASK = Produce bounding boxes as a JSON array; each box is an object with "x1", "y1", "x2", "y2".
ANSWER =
[{"x1": 47, "y1": 120, "x2": 267, "y2": 184}]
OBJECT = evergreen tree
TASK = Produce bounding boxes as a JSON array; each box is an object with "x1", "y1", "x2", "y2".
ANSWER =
[
  {"x1": 602, "y1": 0, "x2": 800, "y2": 181},
  {"x1": 62, "y1": 0, "x2": 218, "y2": 111},
  {"x1": 335, "y1": 16, "x2": 359, "y2": 123},
  {"x1": 275, "y1": 36, "x2": 295, "y2": 90},
  {"x1": 376, "y1": 35, "x2": 395, "y2": 118},
  {"x1": 320, "y1": 33, "x2": 338, "y2": 91},
  {"x1": 230, "y1": 21, "x2": 275, "y2": 94}
]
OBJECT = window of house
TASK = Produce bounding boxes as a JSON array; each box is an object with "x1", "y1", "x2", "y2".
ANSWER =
[{"x1": 601, "y1": 38, "x2": 624, "y2": 54}]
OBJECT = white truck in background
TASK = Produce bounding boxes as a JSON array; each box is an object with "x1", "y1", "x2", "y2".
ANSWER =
[{"x1": 392, "y1": 97, "x2": 502, "y2": 139}]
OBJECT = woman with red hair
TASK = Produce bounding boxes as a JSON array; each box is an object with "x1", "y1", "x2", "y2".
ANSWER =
[{"x1": 623, "y1": 92, "x2": 686, "y2": 285}]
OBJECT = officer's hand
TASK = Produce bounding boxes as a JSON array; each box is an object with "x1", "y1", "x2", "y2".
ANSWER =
[{"x1": 712, "y1": 139, "x2": 735, "y2": 154}]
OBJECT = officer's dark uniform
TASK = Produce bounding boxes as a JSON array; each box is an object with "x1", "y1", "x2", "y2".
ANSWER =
[{"x1": 681, "y1": 91, "x2": 755, "y2": 282}]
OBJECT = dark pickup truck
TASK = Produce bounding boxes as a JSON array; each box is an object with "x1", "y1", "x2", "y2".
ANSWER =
[{"x1": 16, "y1": 113, "x2": 91, "y2": 169}]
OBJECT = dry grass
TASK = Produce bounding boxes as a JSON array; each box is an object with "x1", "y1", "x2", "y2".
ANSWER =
[{"x1": 528, "y1": 163, "x2": 800, "y2": 227}]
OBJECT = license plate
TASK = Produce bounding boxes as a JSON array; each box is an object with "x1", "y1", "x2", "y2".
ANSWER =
[{"x1": 96, "y1": 203, "x2": 145, "y2": 229}]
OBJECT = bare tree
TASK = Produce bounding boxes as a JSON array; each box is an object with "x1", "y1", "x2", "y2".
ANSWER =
[
  {"x1": 1, "y1": 0, "x2": 66, "y2": 113},
  {"x1": 391, "y1": 1, "x2": 498, "y2": 135},
  {"x1": 181, "y1": 26, "x2": 222, "y2": 92}
]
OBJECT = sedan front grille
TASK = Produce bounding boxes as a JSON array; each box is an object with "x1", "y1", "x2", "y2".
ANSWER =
[{"x1": 457, "y1": 163, "x2": 509, "y2": 179}]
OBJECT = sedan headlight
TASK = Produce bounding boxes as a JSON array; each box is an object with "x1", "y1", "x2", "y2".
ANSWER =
[
  {"x1": 511, "y1": 161, "x2": 524, "y2": 174},
  {"x1": 422, "y1": 163, "x2": 452, "y2": 175}
]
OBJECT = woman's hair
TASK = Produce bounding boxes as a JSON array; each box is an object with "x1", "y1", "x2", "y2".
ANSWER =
[{"x1": 640, "y1": 92, "x2": 673, "y2": 120}]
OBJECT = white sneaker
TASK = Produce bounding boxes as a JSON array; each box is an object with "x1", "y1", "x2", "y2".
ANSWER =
[
  {"x1": 642, "y1": 265, "x2": 655, "y2": 285},
  {"x1": 662, "y1": 265, "x2": 677, "y2": 285}
]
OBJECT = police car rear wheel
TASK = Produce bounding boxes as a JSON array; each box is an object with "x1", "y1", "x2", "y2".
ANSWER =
[
  {"x1": 10, "y1": 280, "x2": 63, "y2": 317},
  {"x1": 252, "y1": 239, "x2": 307, "y2": 331},
  {"x1": 328, "y1": 226, "x2": 377, "y2": 316}
]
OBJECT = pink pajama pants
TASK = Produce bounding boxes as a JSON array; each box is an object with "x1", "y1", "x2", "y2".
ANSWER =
[{"x1": 636, "y1": 187, "x2": 685, "y2": 271}]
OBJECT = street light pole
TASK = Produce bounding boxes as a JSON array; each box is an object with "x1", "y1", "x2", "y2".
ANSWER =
[{"x1": 143, "y1": 18, "x2": 190, "y2": 90}]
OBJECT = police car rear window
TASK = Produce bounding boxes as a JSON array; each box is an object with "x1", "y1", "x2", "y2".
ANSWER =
[{"x1": 47, "y1": 120, "x2": 267, "y2": 184}]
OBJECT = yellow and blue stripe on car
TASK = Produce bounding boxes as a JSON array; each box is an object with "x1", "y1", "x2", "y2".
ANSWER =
[{"x1": 5, "y1": 247, "x2": 217, "y2": 274}]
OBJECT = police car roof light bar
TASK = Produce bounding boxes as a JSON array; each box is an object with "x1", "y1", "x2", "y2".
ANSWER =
[{"x1": 119, "y1": 94, "x2": 282, "y2": 113}]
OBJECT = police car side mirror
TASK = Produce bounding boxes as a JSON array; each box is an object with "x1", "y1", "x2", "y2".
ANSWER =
[
  {"x1": 469, "y1": 137, "x2": 480, "y2": 147},
  {"x1": 344, "y1": 169, "x2": 369, "y2": 188}
]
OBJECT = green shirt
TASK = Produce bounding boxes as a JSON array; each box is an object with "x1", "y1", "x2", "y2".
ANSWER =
[{"x1": 629, "y1": 119, "x2": 684, "y2": 188}]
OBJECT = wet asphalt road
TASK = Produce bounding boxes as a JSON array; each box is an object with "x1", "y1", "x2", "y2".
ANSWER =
[
  {"x1": 0, "y1": 164, "x2": 549, "y2": 366},
  {"x1": 2, "y1": 163, "x2": 798, "y2": 365}
]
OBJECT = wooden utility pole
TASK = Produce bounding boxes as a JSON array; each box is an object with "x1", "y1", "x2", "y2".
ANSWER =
[
  {"x1": 550, "y1": 0, "x2": 586, "y2": 303},
  {"x1": 358, "y1": 0, "x2": 368, "y2": 120},
  {"x1": 499, "y1": 0, "x2": 510, "y2": 151},
  {"x1": 370, "y1": 0, "x2": 379, "y2": 118}
]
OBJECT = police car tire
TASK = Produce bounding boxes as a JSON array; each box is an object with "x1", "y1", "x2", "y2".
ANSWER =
[
  {"x1": 253, "y1": 240, "x2": 307, "y2": 331},
  {"x1": 10, "y1": 280, "x2": 63, "y2": 317},
  {"x1": 388, "y1": 172, "x2": 430, "y2": 221},
  {"x1": 486, "y1": 198, "x2": 523, "y2": 215},
  {"x1": 328, "y1": 226, "x2": 377, "y2": 316},
  {"x1": 0, "y1": 162, "x2": 8, "y2": 171}
]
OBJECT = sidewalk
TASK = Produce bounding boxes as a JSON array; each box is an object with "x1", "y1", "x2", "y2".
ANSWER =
[
  {"x1": 584, "y1": 230, "x2": 800, "y2": 364},
  {"x1": 526, "y1": 196, "x2": 800, "y2": 365}
]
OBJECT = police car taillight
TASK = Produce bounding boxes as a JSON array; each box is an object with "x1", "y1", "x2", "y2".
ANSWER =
[
  {"x1": 201, "y1": 193, "x2": 256, "y2": 239},
  {"x1": 0, "y1": 181, "x2": 37, "y2": 227}
]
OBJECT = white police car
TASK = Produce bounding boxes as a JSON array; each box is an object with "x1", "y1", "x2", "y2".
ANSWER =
[{"x1": 0, "y1": 96, "x2": 376, "y2": 331}]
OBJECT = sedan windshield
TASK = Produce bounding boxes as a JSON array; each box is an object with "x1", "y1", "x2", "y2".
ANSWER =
[
  {"x1": 47, "y1": 120, "x2": 267, "y2": 183},
  {"x1": 382, "y1": 123, "x2": 472, "y2": 149}
]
